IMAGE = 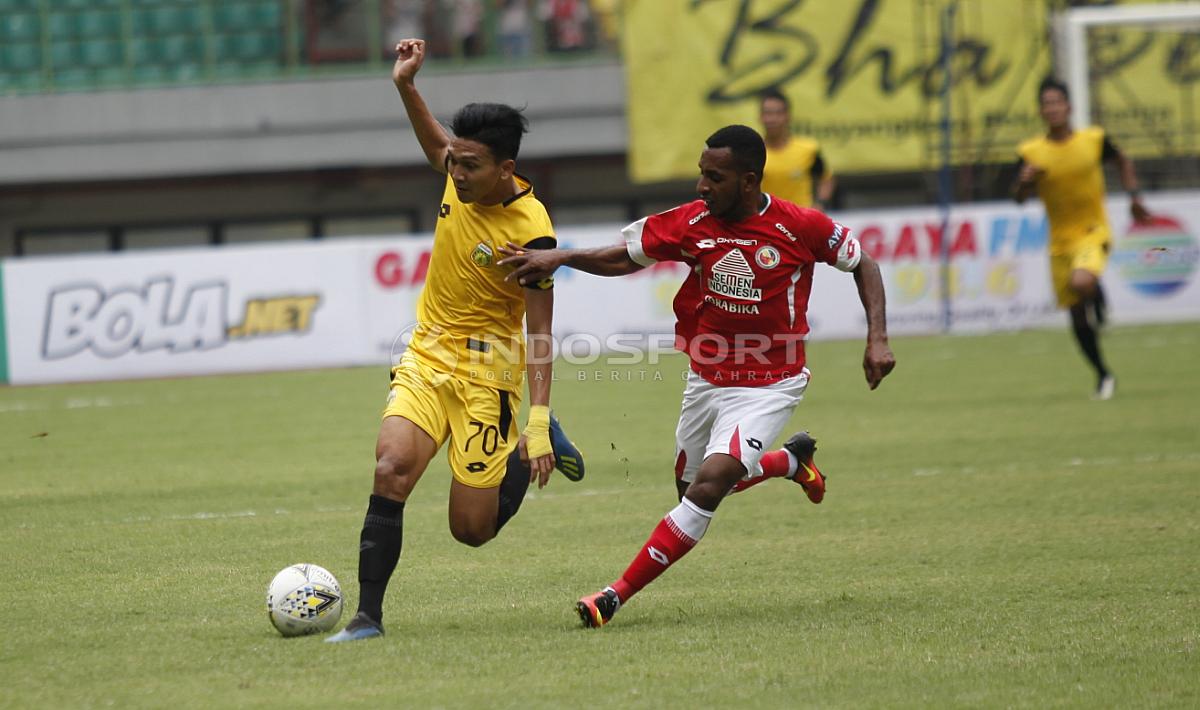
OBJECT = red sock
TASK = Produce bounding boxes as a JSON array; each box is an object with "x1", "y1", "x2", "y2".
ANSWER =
[
  {"x1": 729, "y1": 449, "x2": 794, "y2": 493},
  {"x1": 610, "y1": 500, "x2": 710, "y2": 602}
]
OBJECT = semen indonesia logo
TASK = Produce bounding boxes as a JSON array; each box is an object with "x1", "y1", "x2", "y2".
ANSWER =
[{"x1": 708, "y1": 249, "x2": 762, "y2": 301}]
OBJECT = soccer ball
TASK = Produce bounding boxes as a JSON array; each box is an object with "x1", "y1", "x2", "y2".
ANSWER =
[{"x1": 265, "y1": 564, "x2": 343, "y2": 637}]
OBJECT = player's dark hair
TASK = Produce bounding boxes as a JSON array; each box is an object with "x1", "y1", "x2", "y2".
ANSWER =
[
  {"x1": 450, "y1": 103, "x2": 529, "y2": 163},
  {"x1": 759, "y1": 87, "x2": 790, "y2": 112},
  {"x1": 1038, "y1": 77, "x2": 1070, "y2": 103},
  {"x1": 705, "y1": 124, "x2": 767, "y2": 178}
]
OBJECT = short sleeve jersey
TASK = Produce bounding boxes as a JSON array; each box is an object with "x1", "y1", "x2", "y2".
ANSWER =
[
  {"x1": 409, "y1": 174, "x2": 555, "y2": 393},
  {"x1": 1017, "y1": 126, "x2": 1110, "y2": 254},
  {"x1": 761, "y1": 136, "x2": 829, "y2": 208},
  {"x1": 623, "y1": 196, "x2": 860, "y2": 387}
]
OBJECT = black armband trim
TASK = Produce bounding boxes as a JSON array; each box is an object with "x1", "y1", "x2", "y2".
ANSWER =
[
  {"x1": 521, "y1": 236, "x2": 557, "y2": 290},
  {"x1": 1101, "y1": 135, "x2": 1120, "y2": 162},
  {"x1": 810, "y1": 152, "x2": 826, "y2": 180}
]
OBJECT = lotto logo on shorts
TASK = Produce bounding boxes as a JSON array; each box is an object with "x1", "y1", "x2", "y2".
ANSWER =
[{"x1": 465, "y1": 462, "x2": 487, "y2": 473}]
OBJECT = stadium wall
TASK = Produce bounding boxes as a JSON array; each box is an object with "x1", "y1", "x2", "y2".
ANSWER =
[
  {"x1": 0, "y1": 265, "x2": 7, "y2": 384},
  {"x1": 0, "y1": 64, "x2": 625, "y2": 186},
  {"x1": 2, "y1": 192, "x2": 1197, "y2": 386}
]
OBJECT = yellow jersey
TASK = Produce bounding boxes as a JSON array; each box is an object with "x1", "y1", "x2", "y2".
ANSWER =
[
  {"x1": 408, "y1": 174, "x2": 555, "y2": 393},
  {"x1": 1018, "y1": 127, "x2": 1110, "y2": 254},
  {"x1": 762, "y1": 136, "x2": 830, "y2": 208}
]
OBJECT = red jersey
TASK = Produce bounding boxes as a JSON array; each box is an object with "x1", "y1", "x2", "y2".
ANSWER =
[{"x1": 624, "y1": 196, "x2": 861, "y2": 387}]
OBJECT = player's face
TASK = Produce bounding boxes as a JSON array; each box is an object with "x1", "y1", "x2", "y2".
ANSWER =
[
  {"x1": 697, "y1": 147, "x2": 749, "y2": 219},
  {"x1": 1039, "y1": 89, "x2": 1070, "y2": 129},
  {"x1": 760, "y1": 97, "x2": 789, "y2": 134},
  {"x1": 447, "y1": 138, "x2": 513, "y2": 204}
]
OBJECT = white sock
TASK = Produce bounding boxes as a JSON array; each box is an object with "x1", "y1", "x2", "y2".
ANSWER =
[
  {"x1": 666, "y1": 498, "x2": 713, "y2": 542},
  {"x1": 781, "y1": 449, "x2": 799, "y2": 478}
]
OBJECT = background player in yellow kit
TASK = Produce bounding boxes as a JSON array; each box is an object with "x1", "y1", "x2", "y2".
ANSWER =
[
  {"x1": 1014, "y1": 77, "x2": 1150, "y2": 400},
  {"x1": 327, "y1": 38, "x2": 584, "y2": 642},
  {"x1": 759, "y1": 87, "x2": 836, "y2": 210}
]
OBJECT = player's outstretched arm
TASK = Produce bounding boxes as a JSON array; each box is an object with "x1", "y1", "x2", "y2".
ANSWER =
[
  {"x1": 522, "y1": 287, "x2": 556, "y2": 487},
  {"x1": 1106, "y1": 145, "x2": 1151, "y2": 223},
  {"x1": 498, "y1": 243, "x2": 644, "y2": 286},
  {"x1": 392, "y1": 39, "x2": 451, "y2": 174},
  {"x1": 852, "y1": 252, "x2": 895, "y2": 390}
]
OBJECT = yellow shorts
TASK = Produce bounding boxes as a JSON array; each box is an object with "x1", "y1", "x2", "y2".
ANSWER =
[
  {"x1": 1050, "y1": 233, "x2": 1110, "y2": 308},
  {"x1": 383, "y1": 353, "x2": 520, "y2": 488}
]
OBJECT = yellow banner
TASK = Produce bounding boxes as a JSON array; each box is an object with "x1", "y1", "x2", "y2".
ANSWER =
[
  {"x1": 622, "y1": 0, "x2": 1054, "y2": 181},
  {"x1": 1085, "y1": 0, "x2": 1200, "y2": 160}
]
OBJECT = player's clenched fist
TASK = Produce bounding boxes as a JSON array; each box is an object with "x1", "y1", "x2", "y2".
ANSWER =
[
  {"x1": 392, "y1": 39, "x2": 426, "y2": 87},
  {"x1": 1017, "y1": 162, "x2": 1044, "y2": 186}
]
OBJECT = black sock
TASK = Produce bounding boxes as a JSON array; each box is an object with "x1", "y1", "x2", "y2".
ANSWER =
[
  {"x1": 356, "y1": 494, "x2": 404, "y2": 625},
  {"x1": 1092, "y1": 282, "x2": 1108, "y2": 327},
  {"x1": 495, "y1": 448, "x2": 531, "y2": 534},
  {"x1": 1070, "y1": 306, "x2": 1108, "y2": 380}
]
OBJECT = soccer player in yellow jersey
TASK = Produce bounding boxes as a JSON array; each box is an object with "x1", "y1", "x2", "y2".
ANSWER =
[
  {"x1": 1014, "y1": 77, "x2": 1149, "y2": 400},
  {"x1": 759, "y1": 88, "x2": 836, "y2": 210},
  {"x1": 327, "y1": 38, "x2": 584, "y2": 643}
]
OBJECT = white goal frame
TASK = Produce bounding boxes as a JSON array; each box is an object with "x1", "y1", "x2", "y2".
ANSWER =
[{"x1": 1054, "y1": 2, "x2": 1200, "y2": 130}]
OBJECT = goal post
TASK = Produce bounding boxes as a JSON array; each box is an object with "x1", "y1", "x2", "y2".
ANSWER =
[{"x1": 1054, "y1": 3, "x2": 1200, "y2": 132}]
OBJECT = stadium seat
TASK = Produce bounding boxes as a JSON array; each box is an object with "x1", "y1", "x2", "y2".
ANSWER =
[
  {"x1": 160, "y1": 35, "x2": 204, "y2": 64},
  {"x1": 129, "y1": 37, "x2": 163, "y2": 65},
  {"x1": 0, "y1": 71, "x2": 43, "y2": 93},
  {"x1": 132, "y1": 64, "x2": 168, "y2": 83},
  {"x1": 0, "y1": 43, "x2": 40, "y2": 72},
  {"x1": 254, "y1": 33, "x2": 283, "y2": 61},
  {"x1": 48, "y1": 42, "x2": 82, "y2": 70},
  {"x1": 77, "y1": 11, "x2": 123, "y2": 39},
  {"x1": 53, "y1": 67, "x2": 97, "y2": 88},
  {"x1": 149, "y1": 7, "x2": 204, "y2": 35},
  {"x1": 169, "y1": 63, "x2": 204, "y2": 82},
  {"x1": 0, "y1": 0, "x2": 39, "y2": 11},
  {"x1": 130, "y1": 9, "x2": 156, "y2": 34},
  {"x1": 1, "y1": 0, "x2": 289, "y2": 91},
  {"x1": 46, "y1": 12, "x2": 79, "y2": 40},
  {"x1": 81, "y1": 39, "x2": 123, "y2": 68},
  {"x1": 212, "y1": 61, "x2": 241, "y2": 78},
  {"x1": 214, "y1": 2, "x2": 258, "y2": 32},
  {"x1": 214, "y1": 33, "x2": 256, "y2": 61},
  {"x1": 96, "y1": 65, "x2": 131, "y2": 85},
  {"x1": 255, "y1": 2, "x2": 283, "y2": 30},
  {"x1": 1, "y1": 13, "x2": 40, "y2": 42}
]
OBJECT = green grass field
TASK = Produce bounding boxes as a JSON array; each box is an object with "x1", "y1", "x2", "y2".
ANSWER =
[{"x1": 2, "y1": 323, "x2": 1198, "y2": 708}]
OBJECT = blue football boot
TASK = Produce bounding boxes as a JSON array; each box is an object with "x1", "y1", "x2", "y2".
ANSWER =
[
  {"x1": 549, "y1": 412, "x2": 585, "y2": 481},
  {"x1": 324, "y1": 612, "x2": 384, "y2": 643}
]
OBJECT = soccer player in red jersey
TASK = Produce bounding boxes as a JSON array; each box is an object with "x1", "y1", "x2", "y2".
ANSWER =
[{"x1": 499, "y1": 125, "x2": 895, "y2": 627}]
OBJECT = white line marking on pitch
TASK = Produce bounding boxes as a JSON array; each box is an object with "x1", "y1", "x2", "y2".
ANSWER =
[
  {"x1": 913, "y1": 452, "x2": 1200, "y2": 476},
  {"x1": 0, "y1": 401, "x2": 46, "y2": 413},
  {"x1": 1, "y1": 397, "x2": 145, "y2": 413}
]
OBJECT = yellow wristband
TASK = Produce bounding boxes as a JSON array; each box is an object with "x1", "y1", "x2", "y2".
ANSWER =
[{"x1": 523, "y1": 405, "x2": 553, "y2": 459}]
